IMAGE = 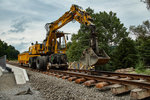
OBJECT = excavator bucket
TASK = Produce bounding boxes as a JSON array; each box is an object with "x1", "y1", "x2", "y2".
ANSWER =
[{"x1": 80, "y1": 48, "x2": 110, "y2": 67}]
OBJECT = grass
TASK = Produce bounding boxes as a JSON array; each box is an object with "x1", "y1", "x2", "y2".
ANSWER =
[
  {"x1": 134, "y1": 60, "x2": 150, "y2": 75},
  {"x1": 135, "y1": 69, "x2": 150, "y2": 75}
]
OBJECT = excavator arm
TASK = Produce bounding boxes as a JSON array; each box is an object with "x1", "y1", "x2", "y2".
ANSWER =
[
  {"x1": 45, "y1": 4, "x2": 110, "y2": 68},
  {"x1": 45, "y1": 4, "x2": 95, "y2": 53},
  {"x1": 50, "y1": 4, "x2": 94, "y2": 31}
]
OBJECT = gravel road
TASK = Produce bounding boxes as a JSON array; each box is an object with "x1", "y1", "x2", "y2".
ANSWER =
[{"x1": 27, "y1": 70, "x2": 130, "y2": 100}]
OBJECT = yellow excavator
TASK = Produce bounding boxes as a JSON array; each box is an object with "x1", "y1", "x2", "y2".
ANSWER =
[{"x1": 18, "y1": 4, "x2": 110, "y2": 70}]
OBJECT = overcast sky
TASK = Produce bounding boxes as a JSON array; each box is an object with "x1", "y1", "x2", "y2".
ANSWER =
[{"x1": 0, "y1": 0, "x2": 150, "y2": 52}]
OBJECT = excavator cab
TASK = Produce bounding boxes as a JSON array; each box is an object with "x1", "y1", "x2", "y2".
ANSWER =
[
  {"x1": 55, "y1": 32, "x2": 67, "y2": 54},
  {"x1": 29, "y1": 42, "x2": 44, "y2": 55}
]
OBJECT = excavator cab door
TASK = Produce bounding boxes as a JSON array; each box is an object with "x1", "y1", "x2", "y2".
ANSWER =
[{"x1": 55, "y1": 34, "x2": 67, "y2": 54}]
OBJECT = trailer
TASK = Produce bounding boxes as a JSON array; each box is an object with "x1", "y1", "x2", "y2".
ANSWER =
[{"x1": 18, "y1": 51, "x2": 39, "y2": 65}]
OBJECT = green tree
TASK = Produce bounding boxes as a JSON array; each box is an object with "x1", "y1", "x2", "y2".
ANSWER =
[
  {"x1": 0, "y1": 39, "x2": 19, "y2": 60},
  {"x1": 112, "y1": 38, "x2": 137, "y2": 69},
  {"x1": 130, "y1": 20, "x2": 150, "y2": 40},
  {"x1": 66, "y1": 41, "x2": 86, "y2": 62},
  {"x1": 130, "y1": 20, "x2": 150, "y2": 66},
  {"x1": 139, "y1": 37, "x2": 150, "y2": 65},
  {"x1": 66, "y1": 42, "x2": 72, "y2": 49}
]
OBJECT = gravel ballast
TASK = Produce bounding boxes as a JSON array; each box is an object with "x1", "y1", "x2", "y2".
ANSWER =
[
  {"x1": 0, "y1": 73, "x2": 44, "y2": 100},
  {"x1": 27, "y1": 70, "x2": 130, "y2": 100}
]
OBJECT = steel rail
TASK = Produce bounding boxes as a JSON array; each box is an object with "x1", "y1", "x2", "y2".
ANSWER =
[
  {"x1": 67, "y1": 69, "x2": 150, "y2": 80},
  {"x1": 49, "y1": 70, "x2": 150, "y2": 89},
  {"x1": 7, "y1": 62, "x2": 150, "y2": 87}
]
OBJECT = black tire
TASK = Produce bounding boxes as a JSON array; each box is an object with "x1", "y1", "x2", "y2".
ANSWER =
[
  {"x1": 29, "y1": 58, "x2": 32, "y2": 68},
  {"x1": 29, "y1": 57, "x2": 36, "y2": 68},
  {"x1": 36, "y1": 56, "x2": 43, "y2": 70},
  {"x1": 42, "y1": 56, "x2": 48, "y2": 71},
  {"x1": 36, "y1": 56, "x2": 48, "y2": 70},
  {"x1": 21, "y1": 63, "x2": 23, "y2": 66}
]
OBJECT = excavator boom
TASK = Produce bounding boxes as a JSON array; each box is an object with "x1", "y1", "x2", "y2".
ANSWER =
[{"x1": 45, "y1": 4, "x2": 94, "y2": 54}]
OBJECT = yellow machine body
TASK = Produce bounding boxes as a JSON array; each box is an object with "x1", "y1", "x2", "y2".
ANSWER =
[
  {"x1": 29, "y1": 44, "x2": 45, "y2": 55},
  {"x1": 18, "y1": 52, "x2": 39, "y2": 65}
]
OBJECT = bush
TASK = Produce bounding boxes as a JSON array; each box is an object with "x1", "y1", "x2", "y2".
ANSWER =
[
  {"x1": 135, "y1": 60, "x2": 145, "y2": 72},
  {"x1": 112, "y1": 38, "x2": 138, "y2": 69}
]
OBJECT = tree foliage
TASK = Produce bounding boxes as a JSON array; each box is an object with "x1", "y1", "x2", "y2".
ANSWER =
[
  {"x1": 0, "y1": 39, "x2": 19, "y2": 60},
  {"x1": 138, "y1": 37, "x2": 150, "y2": 65},
  {"x1": 112, "y1": 38, "x2": 137, "y2": 69},
  {"x1": 130, "y1": 20, "x2": 150, "y2": 40},
  {"x1": 130, "y1": 20, "x2": 150, "y2": 66},
  {"x1": 66, "y1": 41, "x2": 86, "y2": 62}
]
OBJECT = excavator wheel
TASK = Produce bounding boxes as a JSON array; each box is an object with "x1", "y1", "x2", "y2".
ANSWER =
[
  {"x1": 36, "y1": 56, "x2": 47, "y2": 70},
  {"x1": 42, "y1": 56, "x2": 48, "y2": 71},
  {"x1": 21, "y1": 63, "x2": 23, "y2": 66},
  {"x1": 29, "y1": 57, "x2": 36, "y2": 68}
]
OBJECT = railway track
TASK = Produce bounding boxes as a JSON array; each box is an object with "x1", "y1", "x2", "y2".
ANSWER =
[
  {"x1": 68, "y1": 69, "x2": 150, "y2": 80},
  {"x1": 7, "y1": 62, "x2": 150, "y2": 100}
]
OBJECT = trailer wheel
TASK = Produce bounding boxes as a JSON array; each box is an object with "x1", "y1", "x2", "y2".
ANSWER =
[
  {"x1": 36, "y1": 56, "x2": 44, "y2": 70},
  {"x1": 29, "y1": 57, "x2": 36, "y2": 68}
]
